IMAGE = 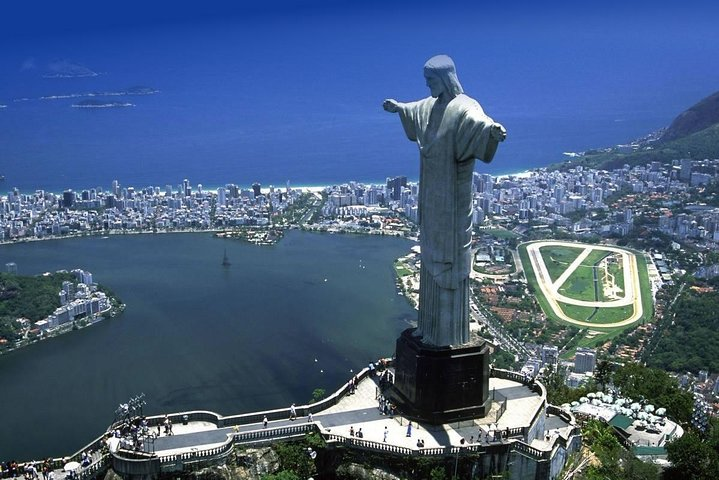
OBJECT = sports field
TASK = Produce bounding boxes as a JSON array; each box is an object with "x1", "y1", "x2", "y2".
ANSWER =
[{"x1": 519, "y1": 241, "x2": 652, "y2": 329}]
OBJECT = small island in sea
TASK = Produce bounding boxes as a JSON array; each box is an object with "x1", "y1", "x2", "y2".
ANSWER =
[
  {"x1": 37, "y1": 86, "x2": 160, "y2": 102},
  {"x1": 72, "y1": 99, "x2": 135, "y2": 109}
]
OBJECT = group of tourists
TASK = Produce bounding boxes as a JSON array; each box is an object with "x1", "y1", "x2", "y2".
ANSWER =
[
  {"x1": 105, "y1": 414, "x2": 168, "y2": 453},
  {"x1": 348, "y1": 426, "x2": 364, "y2": 438},
  {"x1": 0, "y1": 454, "x2": 93, "y2": 480},
  {"x1": 347, "y1": 377, "x2": 358, "y2": 394},
  {"x1": 0, "y1": 460, "x2": 47, "y2": 480},
  {"x1": 376, "y1": 395, "x2": 396, "y2": 417}
]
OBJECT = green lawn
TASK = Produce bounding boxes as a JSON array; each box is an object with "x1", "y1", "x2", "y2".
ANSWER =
[
  {"x1": 635, "y1": 252, "x2": 654, "y2": 324},
  {"x1": 539, "y1": 244, "x2": 586, "y2": 283},
  {"x1": 394, "y1": 264, "x2": 413, "y2": 277},
  {"x1": 557, "y1": 301, "x2": 634, "y2": 325},
  {"x1": 480, "y1": 228, "x2": 519, "y2": 239},
  {"x1": 520, "y1": 241, "x2": 653, "y2": 330},
  {"x1": 556, "y1": 249, "x2": 608, "y2": 302}
]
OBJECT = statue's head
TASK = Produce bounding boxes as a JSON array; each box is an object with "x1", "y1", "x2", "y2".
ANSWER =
[{"x1": 423, "y1": 55, "x2": 463, "y2": 98}]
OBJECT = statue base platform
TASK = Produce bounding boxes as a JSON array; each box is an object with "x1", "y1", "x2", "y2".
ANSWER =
[{"x1": 387, "y1": 328, "x2": 492, "y2": 424}]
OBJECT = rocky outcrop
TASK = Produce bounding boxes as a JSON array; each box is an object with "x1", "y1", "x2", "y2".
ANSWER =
[
  {"x1": 661, "y1": 90, "x2": 719, "y2": 142},
  {"x1": 102, "y1": 468, "x2": 124, "y2": 480},
  {"x1": 232, "y1": 447, "x2": 280, "y2": 480},
  {"x1": 336, "y1": 462, "x2": 403, "y2": 480}
]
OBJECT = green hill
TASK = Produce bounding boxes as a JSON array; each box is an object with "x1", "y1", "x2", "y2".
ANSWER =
[
  {"x1": 553, "y1": 89, "x2": 719, "y2": 171},
  {"x1": 646, "y1": 287, "x2": 719, "y2": 373},
  {"x1": 0, "y1": 271, "x2": 75, "y2": 342},
  {"x1": 561, "y1": 122, "x2": 719, "y2": 171},
  {"x1": 661, "y1": 90, "x2": 719, "y2": 142}
]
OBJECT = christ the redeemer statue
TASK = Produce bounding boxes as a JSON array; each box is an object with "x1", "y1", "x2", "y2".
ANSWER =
[{"x1": 384, "y1": 55, "x2": 506, "y2": 347}]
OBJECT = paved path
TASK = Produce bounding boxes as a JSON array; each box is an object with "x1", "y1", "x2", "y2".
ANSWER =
[{"x1": 145, "y1": 373, "x2": 562, "y2": 456}]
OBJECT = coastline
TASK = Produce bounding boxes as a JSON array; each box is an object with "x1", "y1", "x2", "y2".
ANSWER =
[
  {"x1": 0, "y1": 294, "x2": 124, "y2": 357},
  {"x1": 15, "y1": 170, "x2": 539, "y2": 198}
]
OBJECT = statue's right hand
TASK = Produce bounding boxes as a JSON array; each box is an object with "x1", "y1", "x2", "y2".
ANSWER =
[{"x1": 383, "y1": 99, "x2": 400, "y2": 113}]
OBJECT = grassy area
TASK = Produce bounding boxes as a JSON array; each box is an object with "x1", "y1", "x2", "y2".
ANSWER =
[
  {"x1": 520, "y1": 241, "x2": 653, "y2": 331},
  {"x1": 557, "y1": 249, "x2": 608, "y2": 302},
  {"x1": 520, "y1": 242, "x2": 556, "y2": 321},
  {"x1": 394, "y1": 261, "x2": 414, "y2": 278},
  {"x1": 635, "y1": 252, "x2": 654, "y2": 324},
  {"x1": 539, "y1": 244, "x2": 585, "y2": 283},
  {"x1": 479, "y1": 227, "x2": 519, "y2": 239},
  {"x1": 556, "y1": 302, "x2": 595, "y2": 321},
  {"x1": 557, "y1": 302, "x2": 634, "y2": 324},
  {"x1": 395, "y1": 266, "x2": 413, "y2": 277}
]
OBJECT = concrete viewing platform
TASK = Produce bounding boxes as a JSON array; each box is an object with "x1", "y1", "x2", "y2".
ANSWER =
[
  {"x1": 127, "y1": 368, "x2": 575, "y2": 458},
  {"x1": 24, "y1": 367, "x2": 579, "y2": 480}
]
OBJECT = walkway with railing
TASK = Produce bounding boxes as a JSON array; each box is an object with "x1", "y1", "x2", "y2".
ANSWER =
[{"x1": 4, "y1": 367, "x2": 577, "y2": 480}]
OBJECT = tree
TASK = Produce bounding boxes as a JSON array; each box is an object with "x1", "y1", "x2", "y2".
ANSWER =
[
  {"x1": 311, "y1": 388, "x2": 326, "y2": 403},
  {"x1": 595, "y1": 360, "x2": 613, "y2": 391},
  {"x1": 665, "y1": 422, "x2": 719, "y2": 480},
  {"x1": 612, "y1": 363, "x2": 693, "y2": 423},
  {"x1": 272, "y1": 442, "x2": 315, "y2": 480},
  {"x1": 580, "y1": 420, "x2": 659, "y2": 480},
  {"x1": 261, "y1": 472, "x2": 300, "y2": 480}
]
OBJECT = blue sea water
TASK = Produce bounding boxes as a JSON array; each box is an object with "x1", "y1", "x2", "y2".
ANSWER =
[
  {"x1": 0, "y1": 231, "x2": 416, "y2": 460},
  {"x1": 2, "y1": 5, "x2": 719, "y2": 193}
]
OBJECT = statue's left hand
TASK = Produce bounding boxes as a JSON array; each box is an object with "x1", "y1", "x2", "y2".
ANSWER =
[
  {"x1": 383, "y1": 99, "x2": 400, "y2": 113},
  {"x1": 490, "y1": 123, "x2": 507, "y2": 142}
]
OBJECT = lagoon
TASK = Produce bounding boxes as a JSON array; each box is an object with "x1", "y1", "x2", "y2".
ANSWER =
[{"x1": 0, "y1": 230, "x2": 415, "y2": 461}]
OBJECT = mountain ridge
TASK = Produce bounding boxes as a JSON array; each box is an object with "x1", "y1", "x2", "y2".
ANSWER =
[{"x1": 554, "y1": 89, "x2": 719, "y2": 171}]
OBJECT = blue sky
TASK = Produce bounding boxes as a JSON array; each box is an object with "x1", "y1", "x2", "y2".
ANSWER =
[{"x1": 4, "y1": 1, "x2": 719, "y2": 39}]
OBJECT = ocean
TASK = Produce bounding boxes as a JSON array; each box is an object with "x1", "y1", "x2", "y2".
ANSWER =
[{"x1": 2, "y1": 11, "x2": 719, "y2": 193}]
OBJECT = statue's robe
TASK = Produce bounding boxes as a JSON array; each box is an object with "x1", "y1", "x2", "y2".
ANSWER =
[{"x1": 397, "y1": 94, "x2": 500, "y2": 346}]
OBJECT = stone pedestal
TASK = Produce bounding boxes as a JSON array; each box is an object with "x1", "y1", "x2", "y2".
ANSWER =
[{"x1": 388, "y1": 328, "x2": 492, "y2": 423}]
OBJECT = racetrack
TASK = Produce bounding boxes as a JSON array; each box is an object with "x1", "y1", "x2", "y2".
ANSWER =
[{"x1": 524, "y1": 241, "x2": 643, "y2": 328}]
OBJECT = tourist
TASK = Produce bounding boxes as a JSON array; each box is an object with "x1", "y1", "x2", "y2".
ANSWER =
[
  {"x1": 308, "y1": 412, "x2": 313, "y2": 423},
  {"x1": 356, "y1": 428, "x2": 363, "y2": 438},
  {"x1": 469, "y1": 435, "x2": 474, "y2": 444},
  {"x1": 383, "y1": 426, "x2": 388, "y2": 443},
  {"x1": 350, "y1": 426, "x2": 355, "y2": 437},
  {"x1": 289, "y1": 403, "x2": 297, "y2": 420},
  {"x1": 406, "y1": 422, "x2": 412, "y2": 437},
  {"x1": 263, "y1": 415, "x2": 268, "y2": 428},
  {"x1": 26, "y1": 463, "x2": 38, "y2": 480}
]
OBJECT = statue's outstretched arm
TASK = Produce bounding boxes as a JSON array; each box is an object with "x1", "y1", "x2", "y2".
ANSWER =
[{"x1": 383, "y1": 99, "x2": 401, "y2": 113}]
